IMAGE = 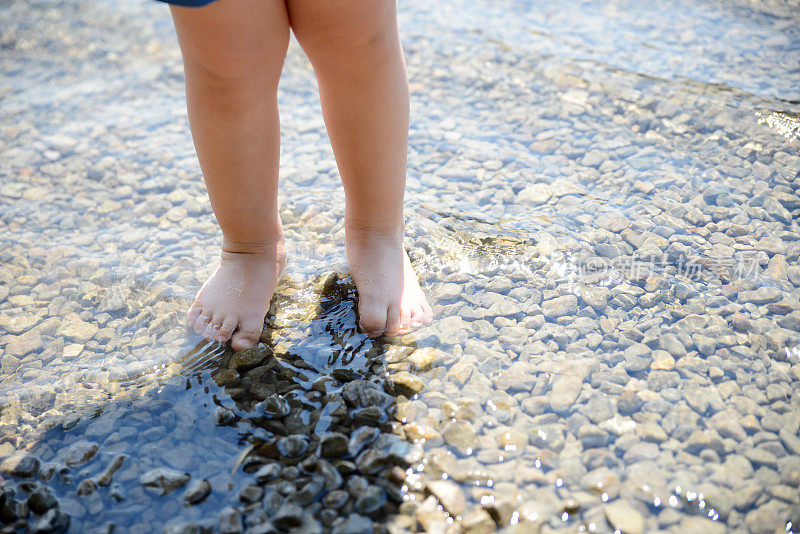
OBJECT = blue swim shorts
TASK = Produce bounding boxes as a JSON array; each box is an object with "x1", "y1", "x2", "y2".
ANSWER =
[{"x1": 157, "y1": 0, "x2": 218, "y2": 6}]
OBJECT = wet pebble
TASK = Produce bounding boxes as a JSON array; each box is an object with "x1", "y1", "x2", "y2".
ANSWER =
[
  {"x1": 738, "y1": 286, "x2": 782, "y2": 305},
  {"x1": 139, "y1": 467, "x2": 190, "y2": 495},
  {"x1": 272, "y1": 503, "x2": 304, "y2": 530},
  {"x1": 441, "y1": 420, "x2": 478, "y2": 454},
  {"x1": 218, "y1": 506, "x2": 243, "y2": 534},
  {"x1": 315, "y1": 459, "x2": 343, "y2": 490},
  {"x1": 388, "y1": 371, "x2": 426, "y2": 396},
  {"x1": 228, "y1": 345, "x2": 267, "y2": 371},
  {"x1": 255, "y1": 463, "x2": 281, "y2": 483},
  {"x1": 331, "y1": 514, "x2": 373, "y2": 534},
  {"x1": 56, "y1": 313, "x2": 98, "y2": 342},
  {"x1": 354, "y1": 485, "x2": 385, "y2": 514},
  {"x1": 215, "y1": 406, "x2": 236, "y2": 426},
  {"x1": 239, "y1": 484, "x2": 264, "y2": 504},
  {"x1": 549, "y1": 375, "x2": 583, "y2": 414},
  {"x1": 292, "y1": 477, "x2": 325, "y2": 506},
  {"x1": 259, "y1": 394, "x2": 291, "y2": 418},
  {"x1": 427, "y1": 479, "x2": 466, "y2": 517},
  {"x1": 604, "y1": 499, "x2": 644, "y2": 534},
  {"x1": 277, "y1": 435, "x2": 309, "y2": 458},
  {"x1": 541, "y1": 295, "x2": 579, "y2": 317},
  {"x1": 183, "y1": 479, "x2": 211, "y2": 505},
  {"x1": 0, "y1": 453, "x2": 40, "y2": 478},
  {"x1": 27, "y1": 487, "x2": 58, "y2": 514},
  {"x1": 323, "y1": 490, "x2": 349, "y2": 510},
  {"x1": 63, "y1": 441, "x2": 98, "y2": 466},
  {"x1": 623, "y1": 344, "x2": 651, "y2": 373},
  {"x1": 97, "y1": 455, "x2": 125, "y2": 487},
  {"x1": 29, "y1": 508, "x2": 70, "y2": 534},
  {"x1": 320, "y1": 433, "x2": 349, "y2": 458},
  {"x1": 76, "y1": 478, "x2": 97, "y2": 496}
]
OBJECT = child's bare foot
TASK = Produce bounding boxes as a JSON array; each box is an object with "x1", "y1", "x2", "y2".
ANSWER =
[
  {"x1": 346, "y1": 226, "x2": 433, "y2": 337},
  {"x1": 188, "y1": 240, "x2": 286, "y2": 351}
]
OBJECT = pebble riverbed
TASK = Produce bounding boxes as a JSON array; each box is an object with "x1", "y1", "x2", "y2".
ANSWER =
[{"x1": 1, "y1": 0, "x2": 800, "y2": 532}]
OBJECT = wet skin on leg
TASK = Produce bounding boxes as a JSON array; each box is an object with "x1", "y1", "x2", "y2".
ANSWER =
[
  {"x1": 170, "y1": 0, "x2": 290, "y2": 350},
  {"x1": 170, "y1": 0, "x2": 432, "y2": 347},
  {"x1": 287, "y1": 0, "x2": 433, "y2": 335}
]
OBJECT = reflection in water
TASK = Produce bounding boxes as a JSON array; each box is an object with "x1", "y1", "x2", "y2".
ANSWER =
[{"x1": 1, "y1": 0, "x2": 800, "y2": 532}]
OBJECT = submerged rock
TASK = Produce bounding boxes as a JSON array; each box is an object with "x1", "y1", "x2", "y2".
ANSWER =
[
  {"x1": 407, "y1": 347, "x2": 444, "y2": 371},
  {"x1": 355, "y1": 485, "x2": 385, "y2": 514},
  {"x1": 57, "y1": 313, "x2": 98, "y2": 342},
  {"x1": 97, "y1": 454, "x2": 125, "y2": 487},
  {"x1": 331, "y1": 514, "x2": 373, "y2": 534},
  {"x1": 461, "y1": 508, "x2": 496, "y2": 534},
  {"x1": 277, "y1": 435, "x2": 309, "y2": 458},
  {"x1": 238, "y1": 484, "x2": 263, "y2": 504},
  {"x1": 604, "y1": 500, "x2": 644, "y2": 534},
  {"x1": 315, "y1": 459, "x2": 343, "y2": 490},
  {"x1": 324, "y1": 490, "x2": 350, "y2": 510},
  {"x1": 228, "y1": 344, "x2": 267, "y2": 370},
  {"x1": 320, "y1": 433, "x2": 348, "y2": 458},
  {"x1": 292, "y1": 477, "x2": 325, "y2": 506},
  {"x1": 255, "y1": 463, "x2": 281, "y2": 483},
  {"x1": 355, "y1": 448, "x2": 390, "y2": 475},
  {"x1": 549, "y1": 375, "x2": 583, "y2": 414},
  {"x1": 77, "y1": 478, "x2": 97, "y2": 496},
  {"x1": 272, "y1": 503, "x2": 304, "y2": 530},
  {"x1": 387, "y1": 372, "x2": 426, "y2": 396},
  {"x1": 348, "y1": 427, "x2": 380, "y2": 458},
  {"x1": 27, "y1": 487, "x2": 58, "y2": 514},
  {"x1": 441, "y1": 420, "x2": 478, "y2": 454},
  {"x1": 541, "y1": 295, "x2": 578, "y2": 317},
  {"x1": 64, "y1": 441, "x2": 99, "y2": 466},
  {"x1": 0, "y1": 453, "x2": 40, "y2": 478},
  {"x1": 140, "y1": 468, "x2": 190, "y2": 495},
  {"x1": 183, "y1": 479, "x2": 211, "y2": 505},
  {"x1": 215, "y1": 406, "x2": 236, "y2": 426},
  {"x1": 738, "y1": 286, "x2": 781, "y2": 305},
  {"x1": 343, "y1": 380, "x2": 392, "y2": 408},
  {"x1": 218, "y1": 506, "x2": 243, "y2": 534},
  {"x1": 623, "y1": 344, "x2": 651, "y2": 373},
  {"x1": 259, "y1": 394, "x2": 291, "y2": 418},
  {"x1": 30, "y1": 508, "x2": 70, "y2": 534},
  {"x1": 427, "y1": 480, "x2": 466, "y2": 517}
]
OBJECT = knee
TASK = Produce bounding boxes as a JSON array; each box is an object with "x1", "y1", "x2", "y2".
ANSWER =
[
  {"x1": 292, "y1": 6, "x2": 399, "y2": 67},
  {"x1": 184, "y1": 53, "x2": 283, "y2": 97}
]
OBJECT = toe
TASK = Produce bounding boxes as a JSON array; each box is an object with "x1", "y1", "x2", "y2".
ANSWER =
[
  {"x1": 408, "y1": 305, "x2": 424, "y2": 328},
  {"x1": 193, "y1": 312, "x2": 211, "y2": 335},
  {"x1": 231, "y1": 318, "x2": 263, "y2": 351},
  {"x1": 359, "y1": 299, "x2": 388, "y2": 336},
  {"x1": 201, "y1": 321, "x2": 218, "y2": 341},
  {"x1": 421, "y1": 300, "x2": 434, "y2": 323},
  {"x1": 215, "y1": 316, "x2": 238, "y2": 344},
  {"x1": 397, "y1": 307, "x2": 413, "y2": 335},
  {"x1": 187, "y1": 302, "x2": 203, "y2": 327},
  {"x1": 384, "y1": 303, "x2": 402, "y2": 336},
  {"x1": 203, "y1": 312, "x2": 226, "y2": 341}
]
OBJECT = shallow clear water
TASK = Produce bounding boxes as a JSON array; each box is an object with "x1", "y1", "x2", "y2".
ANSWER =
[{"x1": 1, "y1": 0, "x2": 799, "y2": 532}]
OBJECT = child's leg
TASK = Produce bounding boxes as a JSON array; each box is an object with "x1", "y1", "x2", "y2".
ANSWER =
[
  {"x1": 170, "y1": 0, "x2": 290, "y2": 350},
  {"x1": 287, "y1": 0, "x2": 433, "y2": 336}
]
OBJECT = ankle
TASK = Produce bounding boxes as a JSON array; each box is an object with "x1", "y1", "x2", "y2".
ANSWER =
[
  {"x1": 221, "y1": 236, "x2": 285, "y2": 257},
  {"x1": 344, "y1": 218, "x2": 405, "y2": 241}
]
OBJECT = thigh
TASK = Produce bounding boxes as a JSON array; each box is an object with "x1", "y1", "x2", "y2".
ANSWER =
[
  {"x1": 170, "y1": 0, "x2": 290, "y2": 85},
  {"x1": 285, "y1": 0, "x2": 398, "y2": 56}
]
